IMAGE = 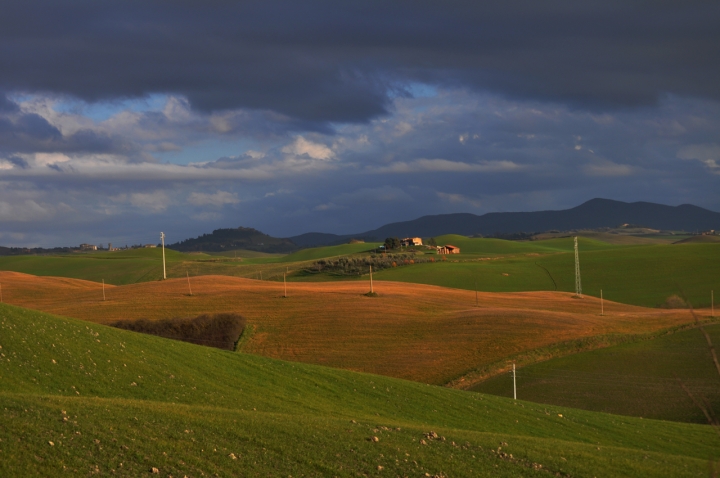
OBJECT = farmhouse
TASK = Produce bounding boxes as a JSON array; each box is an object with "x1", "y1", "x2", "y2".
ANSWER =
[
  {"x1": 400, "y1": 237, "x2": 423, "y2": 247},
  {"x1": 78, "y1": 243, "x2": 97, "y2": 251},
  {"x1": 437, "y1": 244, "x2": 460, "y2": 254}
]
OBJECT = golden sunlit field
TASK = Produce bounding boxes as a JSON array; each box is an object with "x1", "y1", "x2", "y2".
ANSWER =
[{"x1": 0, "y1": 271, "x2": 703, "y2": 387}]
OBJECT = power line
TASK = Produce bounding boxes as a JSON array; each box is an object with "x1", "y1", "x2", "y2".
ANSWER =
[
  {"x1": 574, "y1": 236, "x2": 582, "y2": 298},
  {"x1": 160, "y1": 232, "x2": 167, "y2": 280}
]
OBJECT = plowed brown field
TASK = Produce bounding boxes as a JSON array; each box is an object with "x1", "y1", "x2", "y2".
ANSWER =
[{"x1": 0, "y1": 271, "x2": 700, "y2": 385}]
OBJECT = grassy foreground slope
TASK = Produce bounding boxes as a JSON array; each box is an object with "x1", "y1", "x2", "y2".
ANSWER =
[
  {"x1": 0, "y1": 272, "x2": 700, "y2": 387},
  {"x1": 472, "y1": 325, "x2": 720, "y2": 424},
  {"x1": 0, "y1": 303, "x2": 717, "y2": 477}
]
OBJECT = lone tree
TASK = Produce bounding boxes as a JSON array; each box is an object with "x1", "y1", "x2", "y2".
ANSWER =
[
  {"x1": 384, "y1": 237, "x2": 400, "y2": 250},
  {"x1": 428, "y1": 237, "x2": 438, "y2": 247}
]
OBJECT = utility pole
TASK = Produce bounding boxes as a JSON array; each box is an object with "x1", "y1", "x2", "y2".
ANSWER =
[
  {"x1": 283, "y1": 272, "x2": 287, "y2": 298},
  {"x1": 102, "y1": 279, "x2": 106, "y2": 301},
  {"x1": 574, "y1": 236, "x2": 582, "y2": 298},
  {"x1": 369, "y1": 265, "x2": 374, "y2": 293},
  {"x1": 513, "y1": 363, "x2": 517, "y2": 400},
  {"x1": 160, "y1": 232, "x2": 167, "y2": 280},
  {"x1": 186, "y1": 271, "x2": 193, "y2": 296}
]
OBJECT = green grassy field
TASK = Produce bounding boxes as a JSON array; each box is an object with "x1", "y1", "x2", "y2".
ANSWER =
[
  {"x1": 536, "y1": 243, "x2": 720, "y2": 307},
  {"x1": 1, "y1": 237, "x2": 718, "y2": 308},
  {"x1": 0, "y1": 244, "x2": 381, "y2": 285},
  {"x1": 373, "y1": 242, "x2": 720, "y2": 308},
  {"x1": 433, "y1": 234, "x2": 619, "y2": 254},
  {"x1": 204, "y1": 249, "x2": 285, "y2": 259},
  {"x1": 471, "y1": 325, "x2": 720, "y2": 424},
  {"x1": 0, "y1": 248, "x2": 300, "y2": 285},
  {"x1": 0, "y1": 249, "x2": 193, "y2": 284},
  {"x1": 279, "y1": 242, "x2": 382, "y2": 262},
  {"x1": 1, "y1": 302, "x2": 718, "y2": 477}
]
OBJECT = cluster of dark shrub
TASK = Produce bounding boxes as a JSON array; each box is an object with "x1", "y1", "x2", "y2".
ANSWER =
[
  {"x1": 0, "y1": 246, "x2": 77, "y2": 256},
  {"x1": 111, "y1": 313, "x2": 246, "y2": 350},
  {"x1": 167, "y1": 226, "x2": 298, "y2": 253},
  {"x1": 488, "y1": 231, "x2": 539, "y2": 241},
  {"x1": 310, "y1": 253, "x2": 440, "y2": 275}
]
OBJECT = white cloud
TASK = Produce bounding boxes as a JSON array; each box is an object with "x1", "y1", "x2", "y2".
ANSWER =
[
  {"x1": 282, "y1": 136, "x2": 334, "y2": 160},
  {"x1": 264, "y1": 188, "x2": 292, "y2": 197},
  {"x1": 128, "y1": 191, "x2": 170, "y2": 212},
  {"x1": 190, "y1": 212, "x2": 221, "y2": 221},
  {"x1": 375, "y1": 158, "x2": 522, "y2": 173},
  {"x1": 314, "y1": 202, "x2": 343, "y2": 211},
  {"x1": 436, "y1": 191, "x2": 483, "y2": 208},
  {"x1": 1, "y1": 160, "x2": 275, "y2": 182},
  {"x1": 394, "y1": 122, "x2": 413, "y2": 136},
  {"x1": 583, "y1": 161, "x2": 634, "y2": 177},
  {"x1": 163, "y1": 96, "x2": 193, "y2": 123},
  {"x1": 0, "y1": 199, "x2": 52, "y2": 221},
  {"x1": 245, "y1": 150, "x2": 266, "y2": 159},
  {"x1": 328, "y1": 186, "x2": 413, "y2": 205},
  {"x1": 677, "y1": 143, "x2": 720, "y2": 170},
  {"x1": 187, "y1": 191, "x2": 240, "y2": 207},
  {"x1": 30, "y1": 153, "x2": 73, "y2": 166},
  {"x1": 702, "y1": 159, "x2": 720, "y2": 169}
]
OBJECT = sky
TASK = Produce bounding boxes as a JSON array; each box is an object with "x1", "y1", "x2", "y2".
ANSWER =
[{"x1": 1, "y1": 1, "x2": 719, "y2": 247}]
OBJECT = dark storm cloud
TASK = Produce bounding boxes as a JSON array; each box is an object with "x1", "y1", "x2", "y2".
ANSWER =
[
  {"x1": 5, "y1": 155, "x2": 29, "y2": 169},
  {"x1": 0, "y1": 110, "x2": 135, "y2": 155},
  {"x1": 0, "y1": 93, "x2": 19, "y2": 113},
  {"x1": 0, "y1": 112, "x2": 60, "y2": 141},
  {"x1": 1, "y1": 1, "x2": 718, "y2": 124}
]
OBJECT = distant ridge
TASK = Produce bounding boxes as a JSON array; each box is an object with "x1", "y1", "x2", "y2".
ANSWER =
[
  {"x1": 169, "y1": 227, "x2": 297, "y2": 253},
  {"x1": 289, "y1": 199, "x2": 720, "y2": 246}
]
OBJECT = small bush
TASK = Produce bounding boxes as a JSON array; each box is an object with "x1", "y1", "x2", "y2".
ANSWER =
[
  {"x1": 111, "y1": 313, "x2": 246, "y2": 350},
  {"x1": 661, "y1": 295, "x2": 688, "y2": 309}
]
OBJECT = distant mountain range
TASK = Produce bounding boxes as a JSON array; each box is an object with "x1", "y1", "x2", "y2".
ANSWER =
[
  {"x1": 289, "y1": 198, "x2": 720, "y2": 246},
  {"x1": 166, "y1": 199, "x2": 720, "y2": 251}
]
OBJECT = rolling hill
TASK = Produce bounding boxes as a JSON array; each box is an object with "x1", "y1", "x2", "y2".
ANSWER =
[
  {"x1": 0, "y1": 271, "x2": 701, "y2": 386},
  {"x1": 372, "y1": 240, "x2": 720, "y2": 308},
  {"x1": 472, "y1": 324, "x2": 720, "y2": 424},
  {"x1": 1, "y1": 236, "x2": 717, "y2": 308},
  {"x1": 1, "y1": 301, "x2": 717, "y2": 476}
]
